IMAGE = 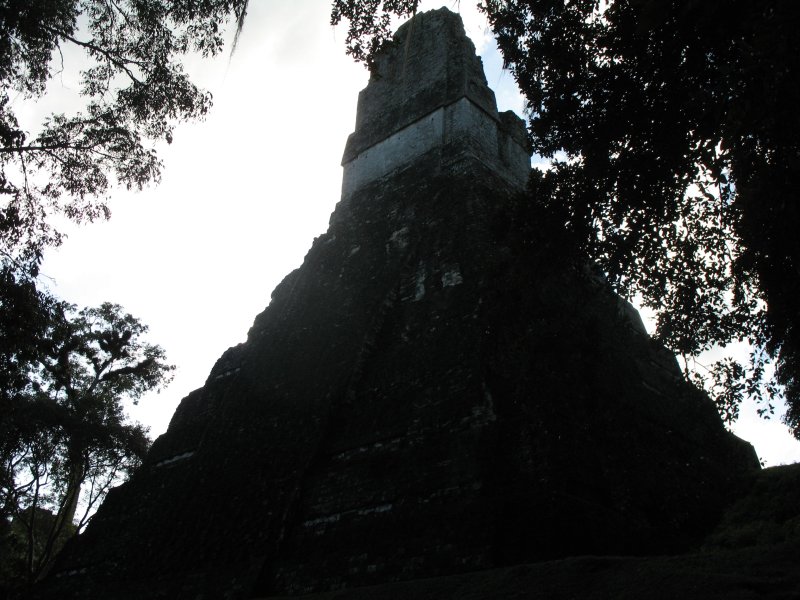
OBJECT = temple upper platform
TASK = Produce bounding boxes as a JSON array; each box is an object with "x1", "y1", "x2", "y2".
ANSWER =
[{"x1": 341, "y1": 8, "x2": 531, "y2": 198}]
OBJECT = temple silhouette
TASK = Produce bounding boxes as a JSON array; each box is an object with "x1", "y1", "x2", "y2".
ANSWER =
[{"x1": 37, "y1": 9, "x2": 799, "y2": 600}]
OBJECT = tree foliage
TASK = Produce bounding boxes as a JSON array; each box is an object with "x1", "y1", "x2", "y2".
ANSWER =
[
  {"x1": 1, "y1": 1, "x2": 247, "y2": 591},
  {"x1": 1, "y1": 0, "x2": 247, "y2": 273},
  {"x1": 331, "y1": 0, "x2": 420, "y2": 65},
  {"x1": 1, "y1": 302, "x2": 173, "y2": 591},
  {"x1": 331, "y1": 0, "x2": 800, "y2": 437}
]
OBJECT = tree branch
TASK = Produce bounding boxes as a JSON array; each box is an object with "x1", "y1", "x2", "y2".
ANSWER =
[{"x1": 41, "y1": 25, "x2": 145, "y2": 85}]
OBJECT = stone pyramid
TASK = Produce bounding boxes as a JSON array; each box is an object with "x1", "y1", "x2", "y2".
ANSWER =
[{"x1": 39, "y1": 9, "x2": 758, "y2": 599}]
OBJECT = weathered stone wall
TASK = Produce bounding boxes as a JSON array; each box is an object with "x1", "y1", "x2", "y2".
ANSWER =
[
  {"x1": 39, "y1": 153, "x2": 756, "y2": 599},
  {"x1": 254, "y1": 160, "x2": 759, "y2": 596},
  {"x1": 342, "y1": 9, "x2": 498, "y2": 160},
  {"x1": 342, "y1": 98, "x2": 530, "y2": 197},
  {"x1": 341, "y1": 8, "x2": 530, "y2": 197}
]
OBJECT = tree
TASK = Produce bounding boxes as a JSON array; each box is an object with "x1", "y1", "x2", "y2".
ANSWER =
[
  {"x1": 0, "y1": 0, "x2": 248, "y2": 300},
  {"x1": 0, "y1": 2, "x2": 252, "y2": 593},
  {"x1": 330, "y1": 0, "x2": 800, "y2": 438},
  {"x1": 0, "y1": 2, "x2": 246, "y2": 588},
  {"x1": 1, "y1": 302, "x2": 173, "y2": 592},
  {"x1": 1, "y1": 0, "x2": 252, "y2": 399}
]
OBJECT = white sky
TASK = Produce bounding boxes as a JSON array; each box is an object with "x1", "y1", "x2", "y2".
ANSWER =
[{"x1": 35, "y1": 0, "x2": 800, "y2": 466}]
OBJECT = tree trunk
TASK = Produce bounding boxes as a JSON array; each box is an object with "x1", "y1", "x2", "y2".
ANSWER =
[
  {"x1": 33, "y1": 454, "x2": 84, "y2": 582},
  {"x1": 60, "y1": 457, "x2": 84, "y2": 529}
]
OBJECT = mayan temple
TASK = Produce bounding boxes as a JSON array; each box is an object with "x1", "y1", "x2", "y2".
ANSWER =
[{"x1": 36, "y1": 9, "x2": 800, "y2": 600}]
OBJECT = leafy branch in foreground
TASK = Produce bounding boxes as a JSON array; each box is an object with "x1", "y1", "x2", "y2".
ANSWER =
[{"x1": 1, "y1": 0, "x2": 248, "y2": 275}]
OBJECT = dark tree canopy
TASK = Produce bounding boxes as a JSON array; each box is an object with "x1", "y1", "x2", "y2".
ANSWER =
[
  {"x1": 0, "y1": 0, "x2": 248, "y2": 272},
  {"x1": 331, "y1": 0, "x2": 800, "y2": 437},
  {"x1": 1, "y1": 302, "x2": 173, "y2": 591}
]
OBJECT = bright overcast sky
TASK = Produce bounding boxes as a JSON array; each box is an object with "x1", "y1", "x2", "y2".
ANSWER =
[{"x1": 34, "y1": 0, "x2": 800, "y2": 466}]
